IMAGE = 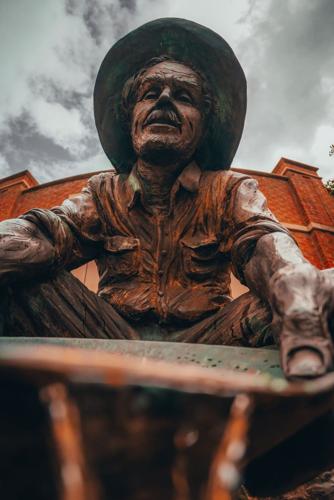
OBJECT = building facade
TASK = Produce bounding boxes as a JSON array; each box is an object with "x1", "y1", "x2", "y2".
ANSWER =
[{"x1": 1, "y1": 157, "x2": 334, "y2": 297}]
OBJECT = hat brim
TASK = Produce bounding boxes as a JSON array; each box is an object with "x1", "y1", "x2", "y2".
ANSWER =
[{"x1": 94, "y1": 18, "x2": 247, "y2": 173}]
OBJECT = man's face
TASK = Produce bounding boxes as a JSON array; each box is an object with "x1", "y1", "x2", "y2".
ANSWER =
[{"x1": 131, "y1": 61, "x2": 204, "y2": 165}]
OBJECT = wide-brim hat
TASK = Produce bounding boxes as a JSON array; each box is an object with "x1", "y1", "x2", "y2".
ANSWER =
[{"x1": 94, "y1": 18, "x2": 247, "y2": 173}]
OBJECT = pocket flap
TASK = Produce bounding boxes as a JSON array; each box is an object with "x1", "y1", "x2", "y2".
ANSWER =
[
  {"x1": 181, "y1": 236, "x2": 219, "y2": 250},
  {"x1": 181, "y1": 236, "x2": 220, "y2": 261},
  {"x1": 104, "y1": 236, "x2": 139, "y2": 253}
]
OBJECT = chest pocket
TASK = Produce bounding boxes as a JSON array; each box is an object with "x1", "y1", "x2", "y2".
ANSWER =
[
  {"x1": 181, "y1": 236, "x2": 220, "y2": 281},
  {"x1": 103, "y1": 236, "x2": 140, "y2": 279}
]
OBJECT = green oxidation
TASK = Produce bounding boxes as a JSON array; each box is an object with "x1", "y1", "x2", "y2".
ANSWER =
[{"x1": 0, "y1": 338, "x2": 283, "y2": 378}]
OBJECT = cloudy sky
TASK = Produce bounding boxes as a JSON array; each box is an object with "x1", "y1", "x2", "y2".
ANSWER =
[{"x1": 1, "y1": 0, "x2": 333, "y2": 183}]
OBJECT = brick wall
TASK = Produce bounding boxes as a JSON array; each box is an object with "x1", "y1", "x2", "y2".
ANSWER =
[
  {"x1": 272, "y1": 158, "x2": 334, "y2": 269},
  {"x1": 0, "y1": 170, "x2": 38, "y2": 220},
  {"x1": 12, "y1": 175, "x2": 98, "y2": 216},
  {"x1": 235, "y1": 170, "x2": 307, "y2": 225},
  {"x1": 1, "y1": 158, "x2": 334, "y2": 296}
]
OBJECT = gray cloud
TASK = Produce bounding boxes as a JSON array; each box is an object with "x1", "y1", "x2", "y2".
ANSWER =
[
  {"x1": 0, "y1": 0, "x2": 333, "y2": 184},
  {"x1": 2, "y1": 113, "x2": 71, "y2": 164},
  {"x1": 235, "y1": 0, "x2": 334, "y2": 177},
  {"x1": 0, "y1": 0, "x2": 141, "y2": 181}
]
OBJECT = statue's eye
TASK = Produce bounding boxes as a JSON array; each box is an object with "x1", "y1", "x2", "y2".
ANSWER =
[
  {"x1": 143, "y1": 88, "x2": 159, "y2": 100},
  {"x1": 175, "y1": 91, "x2": 193, "y2": 104}
]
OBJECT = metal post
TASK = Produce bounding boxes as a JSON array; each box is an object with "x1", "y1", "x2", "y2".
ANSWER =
[{"x1": 206, "y1": 393, "x2": 253, "y2": 500}]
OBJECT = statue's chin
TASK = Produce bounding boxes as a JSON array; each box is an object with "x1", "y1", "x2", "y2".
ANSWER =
[{"x1": 136, "y1": 140, "x2": 191, "y2": 166}]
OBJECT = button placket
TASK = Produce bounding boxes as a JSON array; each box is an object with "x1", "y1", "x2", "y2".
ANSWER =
[{"x1": 156, "y1": 214, "x2": 169, "y2": 318}]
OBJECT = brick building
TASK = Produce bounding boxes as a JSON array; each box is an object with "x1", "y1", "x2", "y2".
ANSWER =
[{"x1": 1, "y1": 157, "x2": 334, "y2": 297}]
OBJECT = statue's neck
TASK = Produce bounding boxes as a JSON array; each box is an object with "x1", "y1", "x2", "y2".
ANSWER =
[{"x1": 136, "y1": 159, "x2": 183, "y2": 214}]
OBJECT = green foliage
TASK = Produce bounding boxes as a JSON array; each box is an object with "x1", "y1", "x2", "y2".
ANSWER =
[{"x1": 325, "y1": 178, "x2": 334, "y2": 196}]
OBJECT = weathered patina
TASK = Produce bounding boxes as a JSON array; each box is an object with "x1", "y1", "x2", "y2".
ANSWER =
[
  {"x1": 1, "y1": 19, "x2": 334, "y2": 380},
  {"x1": 1, "y1": 18, "x2": 334, "y2": 497}
]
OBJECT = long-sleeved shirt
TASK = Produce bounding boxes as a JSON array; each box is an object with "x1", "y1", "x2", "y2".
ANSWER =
[{"x1": 0, "y1": 162, "x2": 289, "y2": 326}]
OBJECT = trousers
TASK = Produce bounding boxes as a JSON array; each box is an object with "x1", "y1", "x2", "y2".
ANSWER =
[{"x1": 0, "y1": 270, "x2": 274, "y2": 347}]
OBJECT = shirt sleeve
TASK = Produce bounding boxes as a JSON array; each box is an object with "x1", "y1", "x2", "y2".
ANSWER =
[
  {"x1": 226, "y1": 176, "x2": 291, "y2": 284},
  {"x1": 0, "y1": 175, "x2": 104, "y2": 287}
]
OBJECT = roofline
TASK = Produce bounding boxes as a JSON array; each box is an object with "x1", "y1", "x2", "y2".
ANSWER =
[
  {"x1": 23, "y1": 169, "x2": 114, "y2": 193},
  {"x1": 25, "y1": 167, "x2": 287, "y2": 193},
  {"x1": 232, "y1": 167, "x2": 289, "y2": 181},
  {"x1": 0, "y1": 169, "x2": 39, "y2": 186},
  {"x1": 0, "y1": 158, "x2": 320, "y2": 195},
  {"x1": 275, "y1": 157, "x2": 319, "y2": 173}
]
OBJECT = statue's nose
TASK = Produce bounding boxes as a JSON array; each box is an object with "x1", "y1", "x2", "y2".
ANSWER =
[{"x1": 157, "y1": 86, "x2": 172, "y2": 104}]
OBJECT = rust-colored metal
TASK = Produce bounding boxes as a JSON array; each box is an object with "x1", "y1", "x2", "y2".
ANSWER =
[
  {"x1": 1, "y1": 20, "x2": 334, "y2": 382},
  {"x1": 1, "y1": 342, "x2": 334, "y2": 499},
  {"x1": 0, "y1": 337, "x2": 285, "y2": 377},
  {"x1": 40, "y1": 383, "x2": 99, "y2": 500},
  {"x1": 206, "y1": 394, "x2": 253, "y2": 500},
  {"x1": 2, "y1": 342, "x2": 334, "y2": 400},
  {"x1": 1, "y1": 17, "x2": 334, "y2": 499}
]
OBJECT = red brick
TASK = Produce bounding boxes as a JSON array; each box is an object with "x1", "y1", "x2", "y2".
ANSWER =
[{"x1": 1, "y1": 159, "x2": 334, "y2": 274}]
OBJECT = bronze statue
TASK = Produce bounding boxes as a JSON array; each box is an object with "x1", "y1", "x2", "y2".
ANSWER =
[{"x1": 0, "y1": 18, "x2": 333, "y2": 380}]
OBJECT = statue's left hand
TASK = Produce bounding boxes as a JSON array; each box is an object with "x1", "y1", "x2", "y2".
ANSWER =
[{"x1": 269, "y1": 263, "x2": 334, "y2": 380}]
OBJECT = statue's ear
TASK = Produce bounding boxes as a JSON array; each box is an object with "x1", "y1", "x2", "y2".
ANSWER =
[
  {"x1": 195, "y1": 113, "x2": 231, "y2": 171},
  {"x1": 194, "y1": 118, "x2": 210, "y2": 168},
  {"x1": 120, "y1": 76, "x2": 136, "y2": 128}
]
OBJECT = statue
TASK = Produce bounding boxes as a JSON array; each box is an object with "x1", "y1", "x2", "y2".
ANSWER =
[{"x1": 0, "y1": 18, "x2": 333, "y2": 380}]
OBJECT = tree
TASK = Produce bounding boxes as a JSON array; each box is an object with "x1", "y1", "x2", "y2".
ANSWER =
[{"x1": 325, "y1": 178, "x2": 334, "y2": 196}]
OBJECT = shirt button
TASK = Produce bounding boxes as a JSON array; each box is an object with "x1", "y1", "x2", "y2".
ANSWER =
[
  {"x1": 158, "y1": 290, "x2": 164, "y2": 297},
  {"x1": 158, "y1": 270, "x2": 163, "y2": 276},
  {"x1": 161, "y1": 250, "x2": 167, "y2": 256}
]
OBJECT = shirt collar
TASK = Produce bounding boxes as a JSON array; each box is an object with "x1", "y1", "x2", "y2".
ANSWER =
[
  {"x1": 125, "y1": 161, "x2": 202, "y2": 210},
  {"x1": 177, "y1": 161, "x2": 202, "y2": 193}
]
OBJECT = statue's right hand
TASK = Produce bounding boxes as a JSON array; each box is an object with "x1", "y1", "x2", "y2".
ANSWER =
[{"x1": 0, "y1": 219, "x2": 56, "y2": 282}]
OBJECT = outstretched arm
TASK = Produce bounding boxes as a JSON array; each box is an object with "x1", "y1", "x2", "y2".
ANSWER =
[
  {"x1": 0, "y1": 217, "x2": 58, "y2": 287},
  {"x1": 229, "y1": 177, "x2": 334, "y2": 379},
  {"x1": 0, "y1": 176, "x2": 104, "y2": 287}
]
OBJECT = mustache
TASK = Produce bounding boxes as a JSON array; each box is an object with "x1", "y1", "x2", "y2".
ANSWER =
[{"x1": 143, "y1": 107, "x2": 182, "y2": 128}]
